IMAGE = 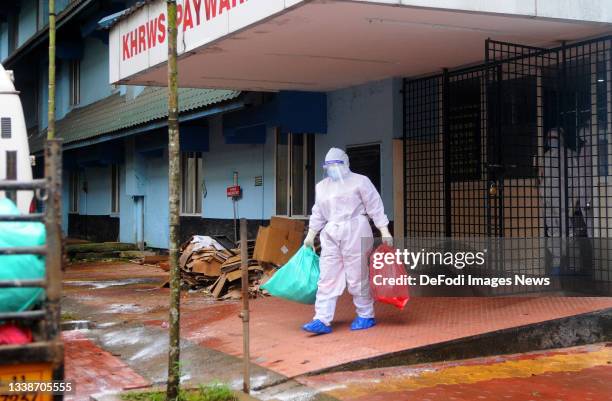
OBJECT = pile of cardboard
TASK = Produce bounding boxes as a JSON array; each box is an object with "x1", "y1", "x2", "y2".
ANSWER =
[
  {"x1": 253, "y1": 217, "x2": 305, "y2": 267},
  {"x1": 179, "y1": 237, "x2": 266, "y2": 299},
  {"x1": 177, "y1": 217, "x2": 306, "y2": 300}
]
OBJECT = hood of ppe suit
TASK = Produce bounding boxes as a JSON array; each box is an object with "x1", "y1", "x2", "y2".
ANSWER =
[{"x1": 324, "y1": 148, "x2": 351, "y2": 181}]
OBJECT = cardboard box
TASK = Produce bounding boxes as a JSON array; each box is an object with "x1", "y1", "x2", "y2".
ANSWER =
[
  {"x1": 192, "y1": 258, "x2": 222, "y2": 277},
  {"x1": 253, "y1": 222, "x2": 304, "y2": 266},
  {"x1": 270, "y1": 216, "x2": 305, "y2": 234}
]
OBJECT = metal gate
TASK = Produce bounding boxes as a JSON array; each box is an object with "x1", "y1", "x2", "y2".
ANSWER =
[{"x1": 404, "y1": 35, "x2": 612, "y2": 284}]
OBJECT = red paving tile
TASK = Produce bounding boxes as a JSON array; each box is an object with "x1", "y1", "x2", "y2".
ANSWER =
[
  {"x1": 63, "y1": 331, "x2": 150, "y2": 401},
  {"x1": 177, "y1": 295, "x2": 612, "y2": 377}
]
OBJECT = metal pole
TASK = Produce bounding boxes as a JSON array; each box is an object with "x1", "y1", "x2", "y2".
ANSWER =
[
  {"x1": 233, "y1": 172, "x2": 239, "y2": 244},
  {"x1": 239, "y1": 218, "x2": 250, "y2": 393}
]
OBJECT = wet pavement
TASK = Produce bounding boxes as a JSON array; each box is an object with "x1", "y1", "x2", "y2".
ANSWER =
[
  {"x1": 298, "y1": 344, "x2": 612, "y2": 401},
  {"x1": 61, "y1": 261, "x2": 612, "y2": 400},
  {"x1": 63, "y1": 330, "x2": 150, "y2": 400},
  {"x1": 181, "y1": 295, "x2": 612, "y2": 377}
]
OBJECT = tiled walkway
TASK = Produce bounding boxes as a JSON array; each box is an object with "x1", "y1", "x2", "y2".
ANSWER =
[
  {"x1": 179, "y1": 295, "x2": 612, "y2": 377},
  {"x1": 63, "y1": 331, "x2": 150, "y2": 401}
]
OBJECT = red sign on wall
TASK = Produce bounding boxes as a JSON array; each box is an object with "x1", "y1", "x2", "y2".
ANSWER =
[{"x1": 227, "y1": 185, "x2": 242, "y2": 198}]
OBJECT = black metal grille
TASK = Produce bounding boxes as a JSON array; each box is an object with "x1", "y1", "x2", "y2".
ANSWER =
[
  {"x1": 403, "y1": 35, "x2": 612, "y2": 285},
  {"x1": 1, "y1": 117, "x2": 11, "y2": 138},
  {"x1": 561, "y1": 38, "x2": 612, "y2": 284},
  {"x1": 447, "y1": 67, "x2": 489, "y2": 237},
  {"x1": 404, "y1": 75, "x2": 444, "y2": 237}
]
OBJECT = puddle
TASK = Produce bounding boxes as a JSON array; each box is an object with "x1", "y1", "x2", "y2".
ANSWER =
[
  {"x1": 61, "y1": 320, "x2": 93, "y2": 331},
  {"x1": 231, "y1": 374, "x2": 271, "y2": 391},
  {"x1": 129, "y1": 336, "x2": 168, "y2": 361},
  {"x1": 64, "y1": 278, "x2": 160, "y2": 289},
  {"x1": 106, "y1": 303, "x2": 150, "y2": 314},
  {"x1": 95, "y1": 322, "x2": 120, "y2": 329},
  {"x1": 255, "y1": 388, "x2": 319, "y2": 401},
  {"x1": 101, "y1": 327, "x2": 148, "y2": 347}
]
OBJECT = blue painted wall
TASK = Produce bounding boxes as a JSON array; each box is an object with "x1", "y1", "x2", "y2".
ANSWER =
[
  {"x1": 202, "y1": 116, "x2": 275, "y2": 220},
  {"x1": 39, "y1": 37, "x2": 114, "y2": 128},
  {"x1": 17, "y1": 0, "x2": 38, "y2": 46},
  {"x1": 55, "y1": 59, "x2": 69, "y2": 120},
  {"x1": 61, "y1": 169, "x2": 69, "y2": 232},
  {"x1": 79, "y1": 37, "x2": 112, "y2": 107},
  {"x1": 38, "y1": 59, "x2": 48, "y2": 129},
  {"x1": 119, "y1": 166, "x2": 135, "y2": 245},
  {"x1": 55, "y1": 0, "x2": 71, "y2": 14},
  {"x1": 317, "y1": 78, "x2": 400, "y2": 220},
  {"x1": 17, "y1": 0, "x2": 37, "y2": 47},
  {"x1": 1, "y1": 0, "x2": 77, "y2": 63},
  {"x1": 0, "y1": 23, "x2": 8, "y2": 60},
  {"x1": 143, "y1": 150, "x2": 169, "y2": 249},
  {"x1": 78, "y1": 166, "x2": 111, "y2": 216},
  {"x1": 201, "y1": 80, "x2": 399, "y2": 222}
]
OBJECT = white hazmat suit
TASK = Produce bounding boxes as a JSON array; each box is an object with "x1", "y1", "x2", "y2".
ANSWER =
[{"x1": 305, "y1": 148, "x2": 391, "y2": 328}]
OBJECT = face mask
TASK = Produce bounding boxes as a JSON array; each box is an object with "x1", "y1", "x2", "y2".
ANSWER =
[{"x1": 327, "y1": 166, "x2": 344, "y2": 181}]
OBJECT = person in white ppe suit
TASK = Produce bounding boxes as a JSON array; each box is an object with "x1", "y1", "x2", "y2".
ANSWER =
[{"x1": 302, "y1": 147, "x2": 393, "y2": 335}]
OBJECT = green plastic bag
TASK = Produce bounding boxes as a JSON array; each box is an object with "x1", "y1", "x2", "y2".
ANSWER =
[
  {"x1": 0, "y1": 198, "x2": 46, "y2": 313},
  {"x1": 261, "y1": 246, "x2": 320, "y2": 304}
]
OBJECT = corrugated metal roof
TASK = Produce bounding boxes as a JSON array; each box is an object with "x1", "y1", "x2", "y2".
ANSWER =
[
  {"x1": 100, "y1": 1, "x2": 151, "y2": 30},
  {"x1": 29, "y1": 87, "x2": 241, "y2": 152}
]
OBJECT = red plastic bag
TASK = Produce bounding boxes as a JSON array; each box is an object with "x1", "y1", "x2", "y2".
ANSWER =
[
  {"x1": 369, "y1": 244, "x2": 410, "y2": 310},
  {"x1": 0, "y1": 323, "x2": 32, "y2": 345}
]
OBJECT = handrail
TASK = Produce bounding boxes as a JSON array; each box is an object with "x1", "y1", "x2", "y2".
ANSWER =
[
  {"x1": 0, "y1": 311, "x2": 46, "y2": 321},
  {"x1": 0, "y1": 179, "x2": 47, "y2": 190},
  {"x1": 0, "y1": 279, "x2": 46, "y2": 288},
  {"x1": 0, "y1": 213, "x2": 45, "y2": 222},
  {"x1": 0, "y1": 246, "x2": 47, "y2": 256}
]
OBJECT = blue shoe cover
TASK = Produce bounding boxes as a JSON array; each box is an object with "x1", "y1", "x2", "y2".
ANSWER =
[
  {"x1": 351, "y1": 317, "x2": 376, "y2": 331},
  {"x1": 302, "y1": 319, "x2": 332, "y2": 335}
]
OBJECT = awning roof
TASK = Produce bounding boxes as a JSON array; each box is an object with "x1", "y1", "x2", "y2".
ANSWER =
[
  {"x1": 29, "y1": 87, "x2": 240, "y2": 153},
  {"x1": 108, "y1": 0, "x2": 612, "y2": 92}
]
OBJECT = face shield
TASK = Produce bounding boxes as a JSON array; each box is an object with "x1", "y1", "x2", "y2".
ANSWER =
[{"x1": 323, "y1": 159, "x2": 349, "y2": 181}]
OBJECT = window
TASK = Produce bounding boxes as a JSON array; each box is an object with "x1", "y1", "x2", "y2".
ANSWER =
[
  {"x1": 38, "y1": 0, "x2": 49, "y2": 29},
  {"x1": 69, "y1": 60, "x2": 80, "y2": 106},
  {"x1": 69, "y1": 171, "x2": 79, "y2": 213},
  {"x1": 5, "y1": 151, "x2": 17, "y2": 203},
  {"x1": 276, "y1": 132, "x2": 314, "y2": 216},
  {"x1": 9, "y1": 17, "x2": 18, "y2": 53},
  {"x1": 181, "y1": 152, "x2": 202, "y2": 215},
  {"x1": 111, "y1": 164, "x2": 120, "y2": 214},
  {"x1": 1, "y1": 118, "x2": 11, "y2": 138},
  {"x1": 346, "y1": 144, "x2": 381, "y2": 193}
]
